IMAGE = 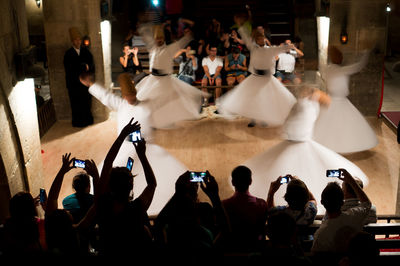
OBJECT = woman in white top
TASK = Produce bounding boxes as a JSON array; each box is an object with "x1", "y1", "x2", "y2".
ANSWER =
[
  {"x1": 136, "y1": 24, "x2": 206, "y2": 129},
  {"x1": 217, "y1": 17, "x2": 296, "y2": 127},
  {"x1": 80, "y1": 73, "x2": 187, "y2": 216},
  {"x1": 313, "y1": 46, "x2": 378, "y2": 153},
  {"x1": 243, "y1": 86, "x2": 369, "y2": 214}
]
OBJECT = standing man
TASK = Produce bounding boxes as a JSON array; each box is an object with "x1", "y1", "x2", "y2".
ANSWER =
[{"x1": 63, "y1": 27, "x2": 94, "y2": 127}]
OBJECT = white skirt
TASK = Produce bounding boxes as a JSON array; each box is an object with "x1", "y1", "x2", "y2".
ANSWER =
[
  {"x1": 217, "y1": 74, "x2": 297, "y2": 126},
  {"x1": 313, "y1": 97, "x2": 378, "y2": 154},
  {"x1": 101, "y1": 141, "x2": 187, "y2": 217},
  {"x1": 136, "y1": 75, "x2": 205, "y2": 128},
  {"x1": 243, "y1": 139, "x2": 368, "y2": 214}
]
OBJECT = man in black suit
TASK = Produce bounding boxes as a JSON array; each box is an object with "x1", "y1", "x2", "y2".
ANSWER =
[{"x1": 63, "y1": 27, "x2": 94, "y2": 127}]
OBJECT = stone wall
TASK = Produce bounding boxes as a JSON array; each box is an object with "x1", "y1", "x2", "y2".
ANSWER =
[
  {"x1": 43, "y1": 0, "x2": 108, "y2": 122},
  {"x1": 0, "y1": 0, "x2": 44, "y2": 221}
]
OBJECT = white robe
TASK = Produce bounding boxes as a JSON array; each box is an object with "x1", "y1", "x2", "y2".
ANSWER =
[
  {"x1": 89, "y1": 83, "x2": 187, "y2": 216},
  {"x1": 313, "y1": 52, "x2": 378, "y2": 153},
  {"x1": 217, "y1": 26, "x2": 296, "y2": 126}
]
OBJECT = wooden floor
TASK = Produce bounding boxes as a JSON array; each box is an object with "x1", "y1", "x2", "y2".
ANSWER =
[{"x1": 40, "y1": 110, "x2": 400, "y2": 215}]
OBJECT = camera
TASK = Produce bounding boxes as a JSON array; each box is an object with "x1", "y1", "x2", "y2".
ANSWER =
[
  {"x1": 326, "y1": 169, "x2": 341, "y2": 178},
  {"x1": 190, "y1": 171, "x2": 206, "y2": 182},
  {"x1": 280, "y1": 175, "x2": 290, "y2": 184},
  {"x1": 39, "y1": 188, "x2": 46, "y2": 203},
  {"x1": 188, "y1": 50, "x2": 196, "y2": 55},
  {"x1": 73, "y1": 159, "x2": 86, "y2": 168},
  {"x1": 129, "y1": 130, "x2": 142, "y2": 143},
  {"x1": 126, "y1": 157, "x2": 134, "y2": 171}
]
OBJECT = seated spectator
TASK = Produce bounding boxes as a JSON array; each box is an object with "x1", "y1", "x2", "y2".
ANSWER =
[
  {"x1": 62, "y1": 169, "x2": 98, "y2": 224},
  {"x1": 119, "y1": 43, "x2": 143, "y2": 79},
  {"x1": 201, "y1": 43, "x2": 223, "y2": 106},
  {"x1": 228, "y1": 29, "x2": 245, "y2": 51},
  {"x1": 341, "y1": 178, "x2": 377, "y2": 224},
  {"x1": 2, "y1": 192, "x2": 46, "y2": 257},
  {"x1": 253, "y1": 23, "x2": 272, "y2": 46},
  {"x1": 154, "y1": 170, "x2": 229, "y2": 263},
  {"x1": 311, "y1": 168, "x2": 372, "y2": 257},
  {"x1": 174, "y1": 43, "x2": 198, "y2": 85},
  {"x1": 224, "y1": 46, "x2": 247, "y2": 89},
  {"x1": 266, "y1": 175, "x2": 317, "y2": 241},
  {"x1": 222, "y1": 166, "x2": 268, "y2": 252},
  {"x1": 275, "y1": 39, "x2": 304, "y2": 85},
  {"x1": 250, "y1": 211, "x2": 312, "y2": 265},
  {"x1": 338, "y1": 231, "x2": 379, "y2": 266}
]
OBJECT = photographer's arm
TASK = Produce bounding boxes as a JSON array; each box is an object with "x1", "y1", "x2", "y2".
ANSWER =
[
  {"x1": 266, "y1": 177, "x2": 282, "y2": 209},
  {"x1": 46, "y1": 153, "x2": 74, "y2": 214},
  {"x1": 120, "y1": 55, "x2": 129, "y2": 68}
]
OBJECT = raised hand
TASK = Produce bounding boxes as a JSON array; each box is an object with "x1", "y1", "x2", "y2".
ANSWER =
[
  {"x1": 120, "y1": 117, "x2": 141, "y2": 138},
  {"x1": 61, "y1": 153, "x2": 74, "y2": 173},
  {"x1": 200, "y1": 171, "x2": 219, "y2": 200},
  {"x1": 133, "y1": 138, "x2": 147, "y2": 156}
]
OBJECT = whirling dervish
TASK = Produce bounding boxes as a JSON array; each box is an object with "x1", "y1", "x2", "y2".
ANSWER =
[
  {"x1": 243, "y1": 86, "x2": 369, "y2": 214},
  {"x1": 217, "y1": 16, "x2": 296, "y2": 127},
  {"x1": 135, "y1": 22, "x2": 206, "y2": 129},
  {"x1": 313, "y1": 45, "x2": 378, "y2": 153},
  {"x1": 80, "y1": 72, "x2": 187, "y2": 216}
]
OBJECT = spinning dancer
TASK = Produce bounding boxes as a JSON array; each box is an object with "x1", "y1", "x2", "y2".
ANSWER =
[
  {"x1": 243, "y1": 86, "x2": 369, "y2": 214},
  {"x1": 136, "y1": 24, "x2": 206, "y2": 129},
  {"x1": 313, "y1": 46, "x2": 378, "y2": 153},
  {"x1": 217, "y1": 16, "x2": 296, "y2": 127},
  {"x1": 80, "y1": 72, "x2": 187, "y2": 216}
]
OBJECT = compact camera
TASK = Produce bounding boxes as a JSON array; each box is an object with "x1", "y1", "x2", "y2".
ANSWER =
[
  {"x1": 190, "y1": 171, "x2": 207, "y2": 182},
  {"x1": 326, "y1": 169, "x2": 341, "y2": 178},
  {"x1": 73, "y1": 159, "x2": 86, "y2": 168}
]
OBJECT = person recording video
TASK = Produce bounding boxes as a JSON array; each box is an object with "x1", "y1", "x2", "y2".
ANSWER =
[{"x1": 119, "y1": 43, "x2": 143, "y2": 78}]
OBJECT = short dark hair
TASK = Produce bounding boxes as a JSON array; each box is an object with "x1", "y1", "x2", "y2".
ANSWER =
[
  {"x1": 284, "y1": 179, "x2": 309, "y2": 211},
  {"x1": 321, "y1": 182, "x2": 344, "y2": 213},
  {"x1": 231, "y1": 166, "x2": 252, "y2": 192},
  {"x1": 72, "y1": 173, "x2": 90, "y2": 194},
  {"x1": 232, "y1": 46, "x2": 241, "y2": 54}
]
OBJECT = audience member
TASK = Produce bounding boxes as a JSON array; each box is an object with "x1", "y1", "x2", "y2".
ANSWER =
[
  {"x1": 119, "y1": 43, "x2": 143, "y2": 79},
  {"x1": 253, "y1": 23, "x2": 272, "y2": 46},
  {"x1": 222, "y1": 166, "x2": 268, "y2": 252},
  {"x1": 174, "y1": 43, "x2": 198, "y2": 85},
  {"x1": 250, "y1": 211, "x2": 312, "y2": 265},
  {"x1": 201, "y1": 43, "x2": 223, "y2": 106},
  {"x1": 63, "y1": 27, "x2": 94, "y2": 127},
  {"x1": 2, "y1": 192, "x2": 46, "y2": 257},
  {"x1": 224, "y1": 46, "x2": 247, "y2": 89},
  {"x1": 154, "y1": 170, "x2": 229, "y2": 263},
  {"x1": 311, "y1": 168, "x2": 372, "y2": 258},
  {"x1": 275, "y1": 38, "x2": 304, "y2": 85},
  {"x1": 338, "y1": 231, "x2": 379, "y2": 266}
]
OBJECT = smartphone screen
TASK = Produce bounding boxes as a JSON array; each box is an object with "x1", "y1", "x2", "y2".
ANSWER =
[
  {"x1": 39, "y1": 188, "x2": 46, "y2": 203},
  {"x1": 130, "y1": 130, "x2": 142, "y2": 143},
  {"x1": 74, "y1": 159, "x2": 86, "y2": 168},
  {"x1": 126, "y1": 157, "x2": 134, "y2": 171},
  {"x1": 280, "y1": 176, "x2": 289, "y2": 184},
  {"x1": 190, "y1": 171, "x2": 206, "y2": 182},
  {"x1": 326, "y1": 169, "x2": 340, "y2": 177}
]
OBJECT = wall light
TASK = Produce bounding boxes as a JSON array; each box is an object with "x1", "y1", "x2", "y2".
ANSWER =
[
  {"x1": 35, "y1": 0, "x2": 41, "y2": 8},
  {"x1": 82, "y1": 35, "x2": 91, "y2": 48},
  {"x1": 340, "y1": 31, "x2": 348, "y2": 44},
  {"x1": 386, "y1": 3, "x2": 391, "y2": 12}
]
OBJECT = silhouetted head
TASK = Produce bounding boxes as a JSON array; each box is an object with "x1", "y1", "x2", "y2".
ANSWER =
[
  {"x1": 72, "y1": 172, "x2": 91, "y2": 194},
  {"x1": 231, "y1": 165, "x2": 252, "y2": 193},
  {"x1": 109, "y1": 167, "x2": 134, "y2": 201},
  {"x1": 321, "y1": 182, "x2": 344, "y2": 213},
  {"x1": 175, "y1": 171, "x2": 199, "y2": 202},
  {"x1": 284, "y1": 179, "x2": 310, "y2": 211},
  {"x1": 346, "y1": 231, "x2": 379, "y2": 265},
  {"x1": 9, "y1": 192, "x2": 37, "y2": 219},
  {"x1": 266, "y1": 211, "x2": 296, "y2": 246}
]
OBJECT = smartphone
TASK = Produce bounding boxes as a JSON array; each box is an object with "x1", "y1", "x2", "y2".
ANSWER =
[
  {"x1": 188, "y1": 50, "x2": 196, "y2": 55},
  {"x1": 326, "y1": 169, "x2": 341, "y2": 178},
  {"x1": 126, "y1": 157, "x2": 134, "y2": 171},
  {"x1": 39, "y1": 188, "x2": 46, "y2": 203},
  {"x1": 190, "y1": 171, "x2": 206, "y2": 182},
  {"x1": 280, "y1": 175, "x2": 289, "y2": 184},
  {"x1": 129, "y1": 130, "x2": 142, "y2": 143},
  {"x1": 73, "y1": 159, "x2": 86, "y2": 168}
]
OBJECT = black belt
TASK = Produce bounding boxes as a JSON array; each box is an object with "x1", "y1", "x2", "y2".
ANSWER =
[
  {"x1": 277, "y1": 70, "x2": 293, "y2": 74},
  {"x1": 151, "y1": 68, "x2": 168, "y2": 76},
  {"x1": 254, "y1": 69, "x2": 270, "y2": 76}
]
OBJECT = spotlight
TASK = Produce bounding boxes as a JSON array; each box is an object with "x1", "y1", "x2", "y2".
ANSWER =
[
  {"x1": 152, "y1": 0, "x2": 159, "y2": 7},
  {"x1": 340, "y1": 31, "x2": 348, "y2": 44},
  {"x1": 386, "y1": 3, "x2": 391, "y2": 12},
  {"x1": 35, "y1": 0, "x2": 41, "y2": 8}
]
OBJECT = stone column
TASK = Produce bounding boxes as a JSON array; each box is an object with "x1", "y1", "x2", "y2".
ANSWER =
[{"x1": 43, "y1": 0, "x2": 108, "y2": 122}]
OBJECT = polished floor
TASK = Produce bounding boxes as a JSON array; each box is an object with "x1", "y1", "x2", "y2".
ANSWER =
[{"x1": 40, "y1": 109, "x2": 400, "y2": 216}]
